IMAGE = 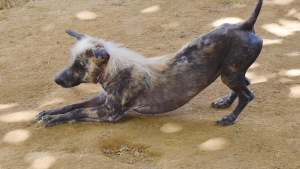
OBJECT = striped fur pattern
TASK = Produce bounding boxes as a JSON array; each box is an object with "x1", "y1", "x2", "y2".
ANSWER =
[{"x1": 35, "y1": 0, "x2": 263, "y2": 127}]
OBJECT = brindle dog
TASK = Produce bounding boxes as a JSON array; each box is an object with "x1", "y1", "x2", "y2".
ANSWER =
[{"x1": 35, "y1": 0, "x2": 263, "y2": 127}]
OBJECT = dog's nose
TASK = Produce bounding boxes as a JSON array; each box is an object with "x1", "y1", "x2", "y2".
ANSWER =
[{"x1": 54, "y1": 76, "x2": 62, "y2": 85}]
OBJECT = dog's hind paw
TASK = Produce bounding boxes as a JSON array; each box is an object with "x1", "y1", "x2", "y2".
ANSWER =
[
  {"x1": 211, "y1": 97, "x2": 232, "y2": 108},
  {"x1": 216, "y1": 115, "x2": 236, "y2": 126}
]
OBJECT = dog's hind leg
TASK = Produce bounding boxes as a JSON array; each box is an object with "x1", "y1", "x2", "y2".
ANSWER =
[
  {"x1": 216, "y1": 71, "x2": 255, "y2": 126},
  {"x1": 215, "y1": 45, "x2": 260, "y2": 125},
  {"x1": 214, "y1": 29, "x2": 262, "y2": 125},
  {"x1": 211, "y1": 77, "x2": 251, "y2": 108}
]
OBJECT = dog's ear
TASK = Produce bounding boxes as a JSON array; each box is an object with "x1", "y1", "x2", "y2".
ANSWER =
[
  {"x1": 92, "y1": 48, "x2": 110, "y2": 62},
  {"x1": 66, "y1": 29, "x2": 85, "y2": 40},
  {"x1": 90, "y1": 48, "x2": 110, "y2": 68}
]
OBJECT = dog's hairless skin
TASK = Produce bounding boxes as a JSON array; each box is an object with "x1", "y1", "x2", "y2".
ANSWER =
[{"x1": 35, "y1": 0, "x2": 263, "y2": 127}]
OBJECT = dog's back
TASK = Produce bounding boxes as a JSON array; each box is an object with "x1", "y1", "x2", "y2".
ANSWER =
[{"x1": 133, "y1": 0, "x2": 263, "y2": 117}]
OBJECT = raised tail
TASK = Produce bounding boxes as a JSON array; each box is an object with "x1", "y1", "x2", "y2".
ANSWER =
[{"x1": 240, "y1": 0, "x2": 263, "y2": 30}]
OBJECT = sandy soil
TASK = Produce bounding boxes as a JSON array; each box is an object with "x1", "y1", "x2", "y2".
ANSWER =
[{"x1": 0, "y1": 0, "x2": 300, "y2": 168}]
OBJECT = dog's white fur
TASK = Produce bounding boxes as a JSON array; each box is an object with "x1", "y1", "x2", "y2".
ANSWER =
[{"x1": 70, "y1": 36, "x2": 173, "y2": 83}]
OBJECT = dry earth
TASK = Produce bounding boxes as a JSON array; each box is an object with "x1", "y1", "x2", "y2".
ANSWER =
[{"x1": 0, "y1": 0, "x2": 300, "y2": 168}]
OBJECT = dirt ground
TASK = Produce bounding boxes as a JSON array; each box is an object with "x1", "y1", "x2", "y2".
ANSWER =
[{"x1": 0, "y1": 0, "x2": 300, "y2": 168}]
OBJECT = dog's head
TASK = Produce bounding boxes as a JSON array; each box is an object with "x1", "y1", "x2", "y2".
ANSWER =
[{"x1": 54, "y1": 30, "x2": 110, "y2": 88}]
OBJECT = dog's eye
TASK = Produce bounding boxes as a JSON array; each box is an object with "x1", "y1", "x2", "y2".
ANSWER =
[
  {"x1": 79, "y1": 61, "x2": 85, "y2": 66},
  {"x1": 74, "y1": 61, "x2": 85, "y2": 69}
]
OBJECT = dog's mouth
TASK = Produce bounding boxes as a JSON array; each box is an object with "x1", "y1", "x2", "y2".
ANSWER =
[
  {"x1": 54, "y1": 77, "x2": 82, "y2": 88},
  {"x1": 61, "y1": 81, "x2": 81, "y2": 88}
]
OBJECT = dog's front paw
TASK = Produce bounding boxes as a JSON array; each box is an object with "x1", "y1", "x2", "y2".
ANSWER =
[
  {"x1": 211, "y1": 97, "x2": 231, "y2": 108},
  {"x1": 38, "y1": 114, "x2": 71, "y2": 128},
  {"x1": 35, "y1": 110, "x2": 56, "y2": 121},
  {"x1": 216, "y1": 114, "x2": 236, "y2": 126},
  {"x1": 39, "y1": 115, "x2": 55, "y2": 123}
]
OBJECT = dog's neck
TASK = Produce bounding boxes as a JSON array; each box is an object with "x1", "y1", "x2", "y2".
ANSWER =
[{"x1": 97, "y1": 68, "x2": 106, "y2": 85}]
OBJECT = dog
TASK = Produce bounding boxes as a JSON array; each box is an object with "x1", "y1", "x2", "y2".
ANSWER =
[{"x1": 35, "y1": 0, "x2": 263, "y2": 127}]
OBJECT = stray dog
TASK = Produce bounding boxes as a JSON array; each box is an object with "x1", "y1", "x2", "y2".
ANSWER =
[{"x1": 35, "y1": 0, "x2": 263, "y2": 127}]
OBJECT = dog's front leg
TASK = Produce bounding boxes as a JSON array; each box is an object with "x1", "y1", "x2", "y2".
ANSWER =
[
  {"x1": 40, "y1": 95, "x2": 127, "y2": 127},
  {"x1": 35, "y1": 94, "x2": 107, "y2": 121}
]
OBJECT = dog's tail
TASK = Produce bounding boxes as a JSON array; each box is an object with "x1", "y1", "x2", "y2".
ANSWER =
[{"x1": 240, "y1": 0, "x2": 263, "y2": 30}]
